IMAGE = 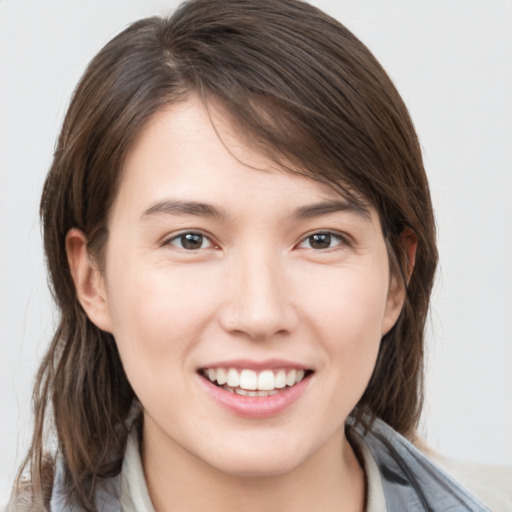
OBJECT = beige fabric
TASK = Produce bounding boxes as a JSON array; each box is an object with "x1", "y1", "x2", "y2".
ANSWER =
[
  {"x1": 120, "y1": 431, "x2": 156, "y2": 512},
  {"x1": 349, "y1": 430, "x2": 387, "y2": 512},
  {"x1": 428, "y1": 452, "x2": 512, "y2": 512}
]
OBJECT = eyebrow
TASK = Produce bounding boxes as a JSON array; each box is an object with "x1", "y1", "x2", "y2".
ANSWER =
[
  {"x1": 140, "y1": 198, "x2": 370, "y2": 221},
  {"x1": 141, "y1": 200, "x2": 227, "y2": 220},
  {"x1": 292, "y1": 199, "x2": 370, "y2": 220}
]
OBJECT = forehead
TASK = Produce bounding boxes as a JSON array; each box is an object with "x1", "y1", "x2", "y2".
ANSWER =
[{"x1": 114, "y1": 95, "x2": 371, "y2": 220}]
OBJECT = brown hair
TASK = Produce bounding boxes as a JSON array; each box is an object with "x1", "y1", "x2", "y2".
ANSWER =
[{"x1": 17, "y1": 0, "x2": 437, "y2": 509}]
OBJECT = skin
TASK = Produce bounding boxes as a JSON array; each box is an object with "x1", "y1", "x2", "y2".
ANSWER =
[{"x1": 67, "y1": 95, "x2": 407, "y2": 512}]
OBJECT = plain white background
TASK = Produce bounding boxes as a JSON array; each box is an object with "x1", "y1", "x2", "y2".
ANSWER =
[{"x1": 1, "y1": 0, "x2": 511, "y2": 502}]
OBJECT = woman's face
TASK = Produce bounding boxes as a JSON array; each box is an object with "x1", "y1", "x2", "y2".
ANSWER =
[{"x1": 85, "y1": 95, "x2": 404, "y2": 478}]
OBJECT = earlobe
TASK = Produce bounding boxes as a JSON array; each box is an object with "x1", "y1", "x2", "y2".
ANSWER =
[{"x1": 66, "y1": 228, "x2": 113, "y2": 333}]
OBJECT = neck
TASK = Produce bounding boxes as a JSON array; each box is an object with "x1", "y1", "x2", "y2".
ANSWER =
[{"x1": 142, "y1": 420, "x2": 365, "y2": 512}]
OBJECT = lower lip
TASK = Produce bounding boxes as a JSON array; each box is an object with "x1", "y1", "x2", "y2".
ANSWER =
[{"x1": 197, "y1": 374, "x2": 311, "y2": 418}]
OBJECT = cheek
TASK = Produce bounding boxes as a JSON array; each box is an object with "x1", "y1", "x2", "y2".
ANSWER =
[
  {"x1": 297, "y1": 265, "x2": 388, "y2": 383},
  {"x1": 299, "y1": 264, "x2": 390, "y2": 340},
  {"x1": 103, "y1": 264, "x2": 222, "y2": 421},
  {"x1": 104, "y1": 260, "x2": 220, "y2": 374}
]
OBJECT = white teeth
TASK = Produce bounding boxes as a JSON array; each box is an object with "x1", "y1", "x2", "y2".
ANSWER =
[
  {"x1": 239, "y1": 369, "x2": 257, "y2": 390},
  {"x1": 204, "y1": 367, "x2": 309, "y2": 393},
  {"x1": 227, "y1": 368, "x2": 240, "y2": 387},
  {"x1": 257, "y1": 370, "x2": 275, "y2": 390},
  {"x1": 275, "y1": 369, "x2": 287, "y2": 389},
  {"x1": 217, "y1": 368, "x2": 227, "y2": 385},
  {"x1": 286, "y1": 369, "x2": 296, "y2": 387}
]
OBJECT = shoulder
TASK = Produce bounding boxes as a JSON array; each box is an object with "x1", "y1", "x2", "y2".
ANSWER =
[
  {"x1": 6, "y1": 457, "x2": 124, "y2": 512},
  {"x1": 426, "y1": 451, "x2": 512, "y2": 512},
  {"x1": 348, "y1": 416, "x2": 494, "y2": 511},
  {"x1": 4, "y1": 458, "x2": 54, "y2": 512}
]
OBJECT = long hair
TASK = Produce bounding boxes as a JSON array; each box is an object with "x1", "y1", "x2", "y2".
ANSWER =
[{"x1": 17, "y1": 0, "x2": 437, "y2": 509}]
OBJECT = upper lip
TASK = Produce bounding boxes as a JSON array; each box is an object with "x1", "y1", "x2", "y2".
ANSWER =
[{"x1": 198, "y1": 358, "x2": 312, "y2": 371}]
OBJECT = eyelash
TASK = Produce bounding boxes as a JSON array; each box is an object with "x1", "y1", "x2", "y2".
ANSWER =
[
  {"x1": 163, "y1": 230, "x2": 350, "y2": 252},
  {"x1": 297, "y1": 231, "x2": 350, "y2": 251},
  {"x1": 163, "y1": 231, "x2": 216, "y2": 251}
]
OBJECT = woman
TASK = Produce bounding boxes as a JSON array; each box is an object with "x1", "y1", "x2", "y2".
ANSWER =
[{"x1": 5, "y1": 0, "x2": 502, "y2": 510}]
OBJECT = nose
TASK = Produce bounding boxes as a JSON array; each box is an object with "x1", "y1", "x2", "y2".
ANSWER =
[{"x1": 218, "y1": 249, "x2": 298, "y2": 341}]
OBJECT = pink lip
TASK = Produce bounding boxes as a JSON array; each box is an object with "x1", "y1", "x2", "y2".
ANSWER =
[
  {"x1": 197, "y1": 371, "x2": 312, "y2": 419},
  {"x1": 199, "y1": 358, "x2": 310, "y2": 371}
]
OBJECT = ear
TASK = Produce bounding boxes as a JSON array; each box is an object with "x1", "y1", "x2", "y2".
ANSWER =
[
  {"x1": 401, "y1": 228, "x2": 418, "y2": 284},
  {"x1": 66, "y1": 228, "x2": 113, "y2": 333},
  {"x1": 382, "y1": 229, "x2": 418, "y2": 335}
]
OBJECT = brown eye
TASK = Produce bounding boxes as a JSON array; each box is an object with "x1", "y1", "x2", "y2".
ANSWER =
[
  {"x1": 299, "y1": 232, "x2": 344, "y2": 250},
  {"x1": 168, "y1": 232, "x2": 212, "y2": 250},
  {"x1": 309, "y1": 233, "x2": 332, "y2": 249}
]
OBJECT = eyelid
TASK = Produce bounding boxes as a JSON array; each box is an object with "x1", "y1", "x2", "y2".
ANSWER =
[
  {"x1": 161, "y1": 230, "x2": 218, "y2": 250},
  {"x1": 296, "y1": 230, "x2": 352, "y2": 250}
]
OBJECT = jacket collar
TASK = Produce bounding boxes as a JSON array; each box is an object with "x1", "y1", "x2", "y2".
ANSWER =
[{"x1": 348, "y1": 416, "x2": 490, "y2": 511}]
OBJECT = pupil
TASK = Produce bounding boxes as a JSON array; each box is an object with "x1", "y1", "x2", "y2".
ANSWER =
[
  {"x1": 182, "y1": 233, "x2": 203, "y2": 250},
  {"x1": 310, "y1": 233, "x2": 331, "y2": 249}
]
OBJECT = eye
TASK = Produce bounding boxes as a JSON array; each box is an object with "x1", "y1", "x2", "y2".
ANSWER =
[
  {"x1": 298, "y1": 231, "x2": 346, "y2": 250},
  {"x1": 166, "y1": 232, "x2": 215, "y2": 251}
]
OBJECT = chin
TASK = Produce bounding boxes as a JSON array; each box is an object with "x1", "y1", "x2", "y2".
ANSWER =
[
  {"x1": 199, "y1": 434, "x2": 310, "y2": 478},
  {"x1": 210, "y1": 453, "x2": 303, "y2": 479}
]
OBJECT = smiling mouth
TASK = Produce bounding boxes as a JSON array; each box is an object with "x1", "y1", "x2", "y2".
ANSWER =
[{"x1": 199, "y1": 367, "x2": 314, "y2": 396}]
